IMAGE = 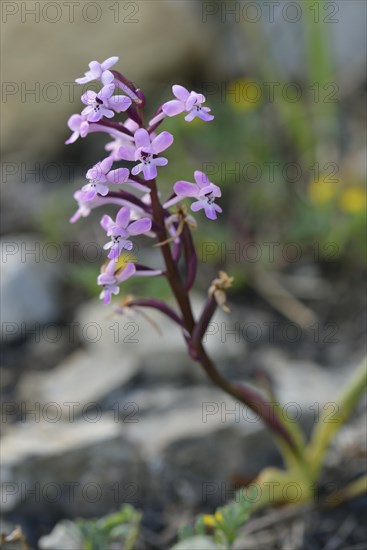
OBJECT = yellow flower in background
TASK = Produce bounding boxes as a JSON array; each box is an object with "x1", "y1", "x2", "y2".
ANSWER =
[
  {"x1": 308, "y1": 175, "x2": 337, "y2": 205},
  {"x1": 202, "y1": 511, "x2": 224, "y2": 527},
  {"x1": 226, "y1": 79, "x2": 262, "y2": 111},
  {"x1": 338, "y1": 187, "x2": 367, "y2": 213},
  {"x1": 308, "y1": 172, "x2": 366, "y2": 213}
]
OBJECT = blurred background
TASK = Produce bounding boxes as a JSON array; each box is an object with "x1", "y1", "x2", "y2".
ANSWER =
[{"x1": 1, "y1": 1, "x2": 366, "y2": 548}]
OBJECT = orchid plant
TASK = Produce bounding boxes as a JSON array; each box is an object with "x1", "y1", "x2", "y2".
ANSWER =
[
  {"x1": 66, "y1": 56, "x2": 297, "y2": 455},
  {"x1": 66, "y1": 60, "x2": 367, "y2": 529}
]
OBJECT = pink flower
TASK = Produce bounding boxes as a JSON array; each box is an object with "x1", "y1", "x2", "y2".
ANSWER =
[
  {"x1": 82, "y1": 157, "x2": 129, "y2": 200},
  {"x1": 98, "y1": 260, "x2": 136, "y2": 304},
  {"x1": 81, "y1": 85, "x2": 131, "y2": 123},
  {"x1": 162, "y1": 85, "x2": 214, "y2": 122},
  {"x1": 119, "y1": 128, "x2": 173, "y2": 181},
  {"x1": 65, "y1": 114, "x2": 90, "y2": 144},
  {"x1": 66, "y1": 114, "x2": 132, "y2": 145},
  {"x1": 166, "y1": 171, "x2": 222, "y2": 220},
  {"x1": 70, "y1": 190, "x2": 93, "y2": 223},
  {"x1": 81, "y1": 86, "x2": 115, "y2": 122},
  {"x1": 101, "y1": 206, "x2": 152, "y2": 260},
  {"x1": 75, "y1": 56, "x2": 119, "y2": 85},
  {"x1": 97, "y1": 259, "x2": 162, "y2": 304}
]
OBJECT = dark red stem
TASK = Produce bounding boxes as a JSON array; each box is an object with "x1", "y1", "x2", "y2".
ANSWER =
[{"x1": 130, "y1": 298, "x2": 184, "y2": 328}]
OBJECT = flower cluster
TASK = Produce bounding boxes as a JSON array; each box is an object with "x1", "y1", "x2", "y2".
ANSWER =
[{"x1": 66, "y1": 57, "x2": 221, "y2": 304}]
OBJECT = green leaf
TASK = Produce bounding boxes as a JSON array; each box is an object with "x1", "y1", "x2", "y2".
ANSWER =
[{"x1": 307, "y1": 358, "x2": 367, "y2": 478}]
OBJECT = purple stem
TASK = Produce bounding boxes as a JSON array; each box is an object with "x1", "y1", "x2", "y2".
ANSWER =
[
  {"x1": 126, "y1": 106, "x2": 142, "y2": 126},
  {"x1": 111, "y1": 70, "x2": 141, "y2": 103},
  {"x1": 182, "y1": 225, "x2": 197, "y2": 291},
  {"x1": 130, "y1": 298, "x2": 184, "y2": 328},
  {"x1": 191, "y1": 295, "x2": 217, "y2": 350},
  {"x1": 108, "y1": 190, "x2": 150, "y2": 212},
  {"x1": 150, "y1": 220, "x2": 163, "y2": 233},
  {"x1": 135, "y1": 89, "x2": 146, "y2": 107},
  {"x1": 135, "y1": 264, "x2": 162, "y2": 274},
  {"x1": 196, "y1": 346, "x2": 300, "y2": 454}
]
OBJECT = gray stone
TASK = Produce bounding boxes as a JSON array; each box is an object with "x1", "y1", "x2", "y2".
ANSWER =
[
  {"x1": 124, "y1": 386, "x2": 277, "y2": 507},
  {"x1": 255, "y1": 348, "x2": 362, "y2": 409},
  {"x1": 1, "y1": 235, "x2": 60, "y2": 343},
  {"x1": 326, "y1": 411, "x2": 367, "y2": 469},
  {"x1": 0, "y1": 417, "x2": 149, "y2": 517},
  {"x1": 172, "y1": 536, "x2": 225, "y2": 550},
  {"x1": 17, "y1": 347, "x2": 139, "y2": 417},
  {"x1": 38, "y1": 521, "x2": 83, "y2": 550}
]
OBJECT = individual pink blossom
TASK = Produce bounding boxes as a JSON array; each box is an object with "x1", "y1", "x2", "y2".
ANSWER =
[
  {"x1": 162, "y1": 85, "x2": 214, "y2": 122},
  {"x1": 98, "y1": 261, "x2": 136, "y2": 304},
  {"x1": 70, "y1": 190, "x2": 94, "y2": 223},
  {"x1": 101, "y1": 206, "x2": 152, "y2": 260},
  {"x1": 81, "y1": 85, "x2": 131, "y2": 123},
  {"x1": 81, "y1": 86, "x2": 115, "y2": 122},
  {"x1": 82, "y1": 158, "x2": 129, "y2": 200},
  {"x1": 166, "y1": 171, "x2": 222, "y2": 220},
  {"x1": 66, "y1": 114, "x2": 133, "y2": 145},
  {"x1": 65, "y1": 114, "x2": 90, "y2": 144},
  {"x1": 107, "y1": 92, "x2": 133, "y2": 114},
  {"x1": 75, "y1": 56, "x2": 119, "y2": 85},
  {"x1": 97, "y1": 259, "x2": 162, "y2": 304},
  {"x1": 69, "y1": 190, "x2": 118, "y2": 224},
  {"x1": 119, "y1": 128, "x2": 173, "y2": 180}
]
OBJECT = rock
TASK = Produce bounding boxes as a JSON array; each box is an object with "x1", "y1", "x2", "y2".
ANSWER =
[
  {"x1": 172, "y1": 536, "x2": 225, "y2": 550},
  {"x1": 327, "y1": 411, "x2": 367, "y2": 470},
  {"x1": 38, "y1": 521, "x2": 83, "y2": 550},
  {"x1": 0, "y1": 417, "x2": 149, "y2": 518},
  {"x1": 17, "y1": 348, "x2": 139, "y2": 418},
  {"x1": 0, "y1": 520, "x2": 18, "y2": 540},
  {"x1": 256, "y1": 348, "x2": 362, "y2": 410},
  {"x1": 22, "y1": 327, "x2": 79, "y2": 372},
  {"x1": 124, "y1": 386, "x2": 278, "y2": 507},
  {"x1": 0, "y1": 235, "x2": 60, "y2": 343}
]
